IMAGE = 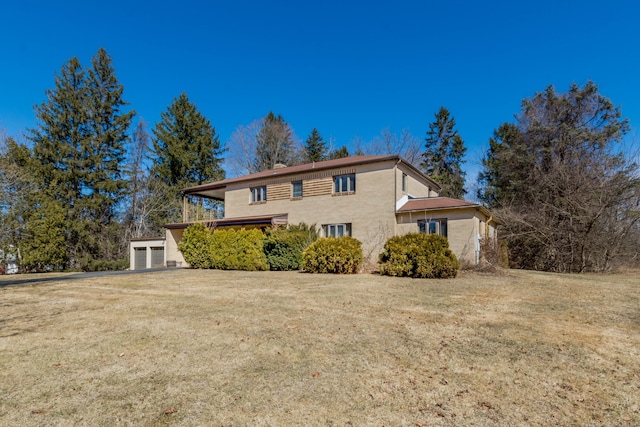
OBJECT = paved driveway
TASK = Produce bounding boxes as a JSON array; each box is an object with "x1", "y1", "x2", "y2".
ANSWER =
[{"x1": 0, "y1": 268, "x2": 179, "y2": 288}]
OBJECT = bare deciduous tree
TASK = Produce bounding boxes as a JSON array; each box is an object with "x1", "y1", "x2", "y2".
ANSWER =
[
  {"x1": 226, "y1": 119, "x2": 261, "y2": 176},
  {"x1": 354, "y1": 128, "x2": 422, "y2": 166}
]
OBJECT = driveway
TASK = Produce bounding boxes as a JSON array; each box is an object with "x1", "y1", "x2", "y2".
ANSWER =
[{"x1": 0, "y1": 268, "x2": 179, "y2": 288}]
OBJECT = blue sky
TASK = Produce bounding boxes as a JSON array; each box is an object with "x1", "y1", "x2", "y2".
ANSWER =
[{"x1": 1, "y1": 0, "x2": 638, "y2": 185}]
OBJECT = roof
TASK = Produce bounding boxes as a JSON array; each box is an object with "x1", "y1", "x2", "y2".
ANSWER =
[
  {"x1": 398, "y1": 197, "x2": 498, "y2": 222},
  {"x1": 165, "y1": 213, "x2": 288, "y2": 230},
  {"x1": 182, "y1": 155, "x2": 441, "y2": 199},
  {"x1": 398, "y1": 197, "x2": 480, "y2": 211}
]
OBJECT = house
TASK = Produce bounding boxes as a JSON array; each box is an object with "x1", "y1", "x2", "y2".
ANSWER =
[{"x1": 162, "y1": 155, "x2": 499, "y2": 269}]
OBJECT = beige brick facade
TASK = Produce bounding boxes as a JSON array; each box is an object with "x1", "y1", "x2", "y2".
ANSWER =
[{"x1": 164, "y1": 155, "x2": 497, "y2": 268}]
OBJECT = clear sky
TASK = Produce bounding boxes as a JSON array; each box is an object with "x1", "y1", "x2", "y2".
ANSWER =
[{"x1": 1, "y1": 0, "x2": 638, "y2": 184}]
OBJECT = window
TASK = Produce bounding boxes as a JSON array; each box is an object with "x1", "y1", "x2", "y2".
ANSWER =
[
  {"x1": 334, "y1": 174, "x2": 356, "y2": 194},
  {"x1": 402, "y1": 173, "x2": 407, "y2": 193},
  {"x1": 418, "y1": 219, "x2": 447, "y2": 237},
  {"x1": 292, "y1": 181, "x2": 303, "y2": 198},
  {"x1": 323, "y1": 223, "x2": 352, "y2": 237},
  {"x1": 251, "y1": 186, "x2": 267, "y2": 203}
]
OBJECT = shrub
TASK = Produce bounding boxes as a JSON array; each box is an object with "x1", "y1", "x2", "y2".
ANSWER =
[
  {"x1": 302, "y1": 236, "x2": 363, "y2": 274},
  {"x1": 178, "y1": 223, "x2": 213, "y2": 269},
  {"x1": 379, "y1": 233, "x2": 459, "y2": 279},
  {"x1": 210, "y1": 228, "x2": 269, "y2": 271},
  {"x1": 264, "y1": 223, "x2": 318, "y2": 271}
]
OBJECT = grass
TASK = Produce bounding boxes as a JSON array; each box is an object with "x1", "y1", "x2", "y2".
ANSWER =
[{"x1": 0, "y1": 269, "x2": 638, "y2": 426}]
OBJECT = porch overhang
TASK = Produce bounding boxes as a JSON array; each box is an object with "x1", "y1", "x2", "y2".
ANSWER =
[
  {"x1": 182, "y1": 184, "x2": 226, "y2": 201},
  {"x1": 165, "y1": 213, "x2": 289, "y2": 230}
]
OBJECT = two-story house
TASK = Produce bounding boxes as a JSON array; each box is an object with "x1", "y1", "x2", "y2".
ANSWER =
[{"x1": 155, "y1": 155, "x2": 498, "y2": 269}]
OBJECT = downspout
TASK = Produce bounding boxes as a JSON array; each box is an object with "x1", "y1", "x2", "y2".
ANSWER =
[
  {"x1": 486, "y1": 215, "x2": 493, "y2": 239},
  {"x1": 394, "y1": 158, "x2": 401, "y2": 235}
]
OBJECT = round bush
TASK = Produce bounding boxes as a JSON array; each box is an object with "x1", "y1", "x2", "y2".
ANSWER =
[
  {"x1": 302, "y1": 236, "x2": 363, "y2": 274},
  {"x1": 379, "y1": 233, "x2": 459, "y2": 279}
]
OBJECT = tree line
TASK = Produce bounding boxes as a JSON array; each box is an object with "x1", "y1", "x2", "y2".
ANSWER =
[{"x1": 1, "y1": 49, "x2": 638, "y2": 272}]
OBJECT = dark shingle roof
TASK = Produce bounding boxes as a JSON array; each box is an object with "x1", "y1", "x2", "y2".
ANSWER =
[
  {"x1": 183, "y1": 155, "x2": 440, "y2": 197},
  {"x1": 398, "y1": 197, "x2": 480, "y2": 212}
]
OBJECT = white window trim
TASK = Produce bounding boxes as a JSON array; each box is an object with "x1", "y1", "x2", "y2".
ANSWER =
[
  {"x1": 418, "y1": 218, "x2": 448, "y2": 237},
  {"x1": 251, "y1": 186, "x2": 267, "y2": 203},
  {"x1": 334, "y1": 174, "x2": 356, "y2": 195},
  {"x1": 322, "y1": 223, "x2": 352, "y2": 238}
]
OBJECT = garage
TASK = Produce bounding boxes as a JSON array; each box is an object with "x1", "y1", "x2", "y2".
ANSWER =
[{"x1": 129, "y1": 238, "x2": 166, "y2": 270}]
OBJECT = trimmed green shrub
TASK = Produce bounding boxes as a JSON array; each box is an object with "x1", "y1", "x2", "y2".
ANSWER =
[
  {"x1": 178, "y1": 223, "x2": 213, "y2": 269},
  {"x1": 379, "y1": 233, "x2": 459, "y2": 279},
  {"x1": 210, "y1": 228, "x2": 269, "y2": 271},
  {"x1": 264, "y1": 223, "x2": 318, "y2": 271},
  {"x1": 302, "y1": 236, "x2": 363, "y2": 274}
]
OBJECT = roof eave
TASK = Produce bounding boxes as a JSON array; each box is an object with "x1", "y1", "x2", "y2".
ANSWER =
[{"x1": 397, "y1": 204, "x2": 480, "y2": 214}]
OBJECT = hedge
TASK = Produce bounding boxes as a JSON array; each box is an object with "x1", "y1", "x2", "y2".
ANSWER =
[{"x1": 209, "y1": 228, "x2": 269, "y2": 271}]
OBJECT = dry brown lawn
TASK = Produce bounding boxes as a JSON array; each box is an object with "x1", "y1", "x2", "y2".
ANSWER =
[{"x1": 0, "y1": 268, "x2": 638, "y2": 426}]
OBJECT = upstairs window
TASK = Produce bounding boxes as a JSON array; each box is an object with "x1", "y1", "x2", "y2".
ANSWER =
[
  {"x1": 334, "y1": 174, "x2": 356, "y2": 194},
  {"x1": 251, "y1": 186, "x2": 267, "y2": 203},
  {"x1": 323, "y1": 223, "x2": 352, "y2": 238},
  {"x1": 402, "y1": 173, "x2": 407, "y2": 193},
  {"x1": 418, "y1": 219, "x2": 447, "y2": 237},
  {"x1": 292, "y1": 181, "x2": 303, "y2": 198}
]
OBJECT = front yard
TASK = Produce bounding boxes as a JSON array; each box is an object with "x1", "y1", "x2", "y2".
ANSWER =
[{"x1": 1, "y1": 269, "x2": 638, "y2": 426}]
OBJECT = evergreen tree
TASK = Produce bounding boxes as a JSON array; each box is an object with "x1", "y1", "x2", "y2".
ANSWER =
[
  {"x1": 85, "y1": 48, "x2": 134, "y2": 227},
  {"x1": 28, "y1": 49, "x2": 134, "y2": 269},
  {"x1": 151, "y1": 93, "x2": 225, "y2": 223},
  {"x1": 303, "y1": 128, "x2": 327, "y2": 163},
  {"x1": 152, "y1": 93, "x2": 224, "y2": 188},
  {"x1": 20, "y1": 198, "x2": 68, "y2": 271},
  {"x1": 421, "y1": 107, "x2": 467, "y2": 198},
  {"x1": 329, "y1": 145, "x2": 350, "y2": 159},
  {"x1": 477, "y1": 123, "x2": 529, "y2": 208},
  {"x1": 30, "y1": 56, "x2": 88, "y2": 207},
  {"x1": 254, "y1": 112, "x2": 297, "y2": 171}
]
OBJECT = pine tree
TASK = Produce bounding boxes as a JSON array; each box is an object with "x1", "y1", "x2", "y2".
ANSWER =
[
  {"x1": 254, "y1": 112, "x2": 297, "y2": 171},
  {"x1": 152, "y1": 93, "x2": 224, "y2": 188},
  {"x1": 421, "y1": 107, "x2": 467, "y2": 199},
  {"x1": 477, "y1": 123, "x2": 529, "y2": 208},
  {"x1": 85, "y1": 48, "x2": 134, "y2": 226},
  {"x1": 151, "y1": 93, "x2": 225, "y2": 222},
  {"x1": 28, "y1": 49, "x2": 134, "y2": 269},
  {"x1": 329, "y1": 145, "x2": 350, "y2": 159},
  {"x1": 20, "y1": 198, "x2": 68, "y2": 271},
  {"x1": 303, "y1": 128, "x2": 327, "y2": 163}
]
